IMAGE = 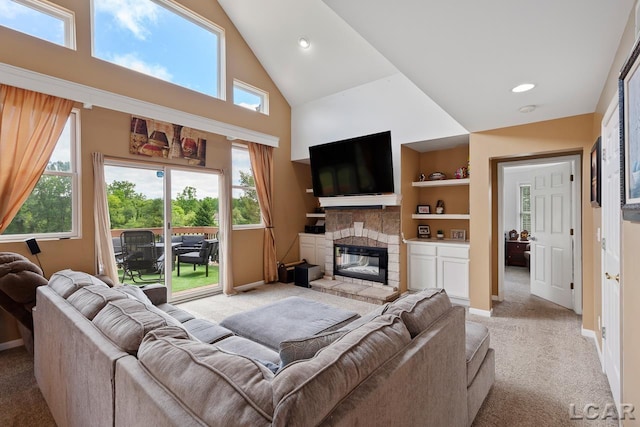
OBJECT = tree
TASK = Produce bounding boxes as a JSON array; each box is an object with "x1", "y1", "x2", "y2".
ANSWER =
[
  {"x1": 233, "y1": 171, "x2": 261, "y2": 225},
  {"x1": 194, "y1": 198, "x2": 216, "y2": 226}
]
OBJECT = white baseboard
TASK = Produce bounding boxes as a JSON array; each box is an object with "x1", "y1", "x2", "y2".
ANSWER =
[
  {"x1": 582, "y1": 328, "x2": 603, "y2": 367},
  {"x1": 492, "y1": 295, "x2": 504, "y2": 302},
  {"x1": 0, "y1": 338, "x2": 24, "y2": 352},
  {"x1": 234, "y1": 280, "x2": 266, "y2": 292},
  {"x1": 469, "y1": 307, "x2": 493, "y2": 317}
]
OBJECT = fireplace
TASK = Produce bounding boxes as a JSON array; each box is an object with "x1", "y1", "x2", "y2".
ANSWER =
[{"x1": 334, "y1": 244, "x2": 388, "y2": 285}]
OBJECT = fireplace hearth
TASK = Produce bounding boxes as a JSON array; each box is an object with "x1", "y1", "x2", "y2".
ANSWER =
[{"x1": 334, "y1": 244, "x2": 388, "y2": 285}]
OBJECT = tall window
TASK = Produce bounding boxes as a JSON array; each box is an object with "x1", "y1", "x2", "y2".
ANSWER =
[
  {"x1": 519, "y1": 184, "x2": 531, "y2": 232},
  {"x1": 231, "y1": 144, "x2": 262, "y2": 227},
  {"x1": 92, "y1": 0, "x2": 225, "y2": 99},
  {"x1": 1, "y1": 109, "x2": 81, "y2": 241},
  {"x1": 233, "y1": 80, "x2": 269, "y2": 115},
  {"x1": 0, "y1": 0, "x2": 76, "y2": 48}
]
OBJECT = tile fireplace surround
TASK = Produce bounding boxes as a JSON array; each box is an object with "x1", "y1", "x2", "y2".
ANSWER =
[{"x1": 310, "y1": 206, "x2": 401, "y2": 304}]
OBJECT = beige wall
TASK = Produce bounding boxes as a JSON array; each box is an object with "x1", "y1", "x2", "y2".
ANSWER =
[
  {"x1": 0, "y1": 0, "x2": 307, "y2": 344},
  {"x1": 469, "y1": 114, "x2": 598, "y2": 321}
]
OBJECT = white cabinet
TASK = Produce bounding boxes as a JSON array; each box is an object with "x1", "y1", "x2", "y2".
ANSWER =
[
  {"x1": 407, "y1": 239, "x2": 469, "y2": 304},
  {"x1": 299, "y1": 233, "x2": 326, "y2": 273}
]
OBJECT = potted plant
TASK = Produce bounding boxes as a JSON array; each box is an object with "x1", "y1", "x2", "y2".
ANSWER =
[{"x1": 436, "y1": 229, "x2": 444, "y2": 240}]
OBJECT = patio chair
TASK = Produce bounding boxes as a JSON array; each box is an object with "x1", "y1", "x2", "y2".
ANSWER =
[
  {"x1": 120, "y1": 230, "x2": 163, "y2": 283},
  {"x1": 177, "y1": 240, "x2": 214, "y2": 277}
]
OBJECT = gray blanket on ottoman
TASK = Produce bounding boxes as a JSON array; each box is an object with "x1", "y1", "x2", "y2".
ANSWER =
[{"x1": 219, "y1": 296, "x2": 360, "y2": 350}]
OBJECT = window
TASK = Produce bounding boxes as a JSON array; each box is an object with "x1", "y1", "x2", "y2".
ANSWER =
[
  {"x1": 231, "y1": 144, "x2": 262, "y2": 227},
  {"x1": 233, "y1": 80, "x2": 269, "y2": 115},
  {"x1": 1, "y1": 109, "x2": 81, "y2": 241},
  {"x1": 92, "y1": 0, "x2": 225, "y2": 99},
  {"x1": 0, "y1": 0, "x2": 76, "y2": 48},
  {"x1": 519, "y1": 184, "x2": 531, "y2": 232}
]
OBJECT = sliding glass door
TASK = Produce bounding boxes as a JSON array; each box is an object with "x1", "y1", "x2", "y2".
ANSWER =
[{"x1": 104, "y1": 161, "x2": 221, "y2": 301}]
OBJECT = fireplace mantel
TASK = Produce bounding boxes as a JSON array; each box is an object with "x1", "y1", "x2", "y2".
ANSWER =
[{"x1": 319, "y1": 193, "x2": 402, "y2": 208}]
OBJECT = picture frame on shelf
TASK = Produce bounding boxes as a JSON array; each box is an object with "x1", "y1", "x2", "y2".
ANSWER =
[
  {"x1": 417, "y1": 204, "x2": 431, "y2": 214},
  {"x1": 620, "y1": 37, "x2": 640, "y2": 221},
  {"x1": 451, "y1": 229, "x2": 466, "y2": 241},
  {"x1": 590, "y1": 137, "x2": 601, "y2": 208},
  {"x1": 418, "y1": 225, "x2": 431, "y2": 238}
]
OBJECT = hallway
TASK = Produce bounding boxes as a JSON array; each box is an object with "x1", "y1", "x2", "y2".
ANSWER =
[{"x1": 471, "y1": 267, "x2": 617, "y2": 426}]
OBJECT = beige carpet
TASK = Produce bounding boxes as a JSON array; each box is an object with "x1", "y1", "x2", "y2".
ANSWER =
[
  {"x1": 470, "y1": 267, "x2": 616, "y2": 427},
  {"x1": 0, "y1": 270, "x2": 616, "y2": 426}
]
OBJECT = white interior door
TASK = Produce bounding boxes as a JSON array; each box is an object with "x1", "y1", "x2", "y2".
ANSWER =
[
  {"x1": 530, "y1": 162, "x2": 574, "y2": 309},
  {"x1": 601, "y1": 102, "x2": 621, "y2": 407}
]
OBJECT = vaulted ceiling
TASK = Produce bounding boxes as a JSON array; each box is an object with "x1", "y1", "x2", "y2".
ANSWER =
[{"x1": 219, "y1": 0, "x2": 634, "y2": 136}]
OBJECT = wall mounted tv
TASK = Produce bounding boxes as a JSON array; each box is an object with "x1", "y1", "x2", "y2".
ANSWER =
[{"x1": 309, "y1": 130, "x2": 394, "y2": 197}]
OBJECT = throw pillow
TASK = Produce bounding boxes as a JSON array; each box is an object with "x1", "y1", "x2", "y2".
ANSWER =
[{"x1": 279, "y1": 330, "x2": 345, "y2": 368}]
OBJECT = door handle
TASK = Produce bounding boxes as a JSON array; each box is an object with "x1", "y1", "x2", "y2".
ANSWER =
[{"x1": 605, "y1": 272, "x2": 620, "y2": 282}]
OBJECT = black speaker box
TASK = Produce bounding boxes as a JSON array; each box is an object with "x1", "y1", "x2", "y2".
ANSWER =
[{"x1": 25, "y1": 238, "x2": 41, "y2": 255}]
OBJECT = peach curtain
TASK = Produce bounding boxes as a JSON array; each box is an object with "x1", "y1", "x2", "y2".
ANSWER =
[
  {"x1": 248, "y1": 142, "x2": 278, "y2": 283},
  {"x1": 0, "y1": 85, "x2": 73, "y2": 233},
  {"x1": 92, "y1": 153, "x2": 119, "y2": 283}
]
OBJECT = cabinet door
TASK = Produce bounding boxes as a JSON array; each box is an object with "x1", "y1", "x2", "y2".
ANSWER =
[
  {"x1": 299, "y1": 237, "x2": 317, "y2": 265},
  {"x1": 437, "y1": 257, "x2": 469, "y2": 299},
  {"x1": 408, "y1": 253, "x2": 437, "y2": 291}
]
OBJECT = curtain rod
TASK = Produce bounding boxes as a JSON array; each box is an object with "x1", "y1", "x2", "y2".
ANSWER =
[{"x1": 101, "y1": 153, "x2": 224, "y2": 175}]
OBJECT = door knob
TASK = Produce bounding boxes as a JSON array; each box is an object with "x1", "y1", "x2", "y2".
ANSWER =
[{"x1": 605, "y1": 272, "x2": 620, "y2": 282}]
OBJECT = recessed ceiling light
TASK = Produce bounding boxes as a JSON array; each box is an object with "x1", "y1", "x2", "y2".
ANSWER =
[
  {"x1": 298, "y1": 37, "x2": 310, "y2": 49},
  {"x1": 519, "y1": 105, "x2": 536, "y2": 113},
  {"x1": 512, "y1": 83, "x2": 535, "y2": 93}
]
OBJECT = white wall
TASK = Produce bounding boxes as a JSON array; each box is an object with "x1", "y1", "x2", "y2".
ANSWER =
[{"x1": 291, "y1": 73, "x2": 467, "y2": 193}]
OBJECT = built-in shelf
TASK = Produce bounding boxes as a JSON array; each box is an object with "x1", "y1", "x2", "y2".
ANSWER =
[
  {"x1": 306, "y1": 213, "x2": 326, "y2": 218},
  {"x1": 412, "y1": 178, "x2": 470, "y2": 187},
  {"x1": 319, "y1": 193, "x2": 402, "y2": 208},
  {"x1": 412, "y1": 214, "x2": 470, "y2": 220}
]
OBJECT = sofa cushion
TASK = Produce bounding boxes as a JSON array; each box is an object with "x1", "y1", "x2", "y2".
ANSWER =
[
  {"x1": 216, "y1": 336, "x2": 281, "y2": 366},
  {"x1": 339, "y1": 302, "x2": 390, "y2": 332},
  {"x1": 272, "y1": 314, "x2": 411, "y2": 425},
  {"x1": 385, "y1": 288, "x2": 451, "y2": 337},
  {"x1": 220, "y1": 296, "x2": 359, "y2": 350},
  {"x1": 67, "y1": 284, "x2": 127, "y2": 320},
  {"x1": 182, "y1": 318, "x2": 233, "y2": 344},
  {"x1": 156, "y1": 303, "x2": 196, "y2": 323},
  {"x1": 466, "y1": 321, "x2": 490, "y2": 387},
  {"x1": 279, "y1": 330, "x2": 345, "y2": 368},
  {"x1": 138, "y1": 326, "x2": 275, "y2": 426},
  {"x1": 116, "y1": 284, "x2": 153, "y2": 305},
  {"x1": 48, "y1": 269, "x2": 109, "y2": 299},
  {"x1": 92, "y1": 298, "x2": 182, "y2": 354}
]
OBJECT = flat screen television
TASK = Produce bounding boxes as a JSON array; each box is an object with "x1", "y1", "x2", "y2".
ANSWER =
[{"x1": 309, "y1": 131, "x2": 394, "y2": 197}]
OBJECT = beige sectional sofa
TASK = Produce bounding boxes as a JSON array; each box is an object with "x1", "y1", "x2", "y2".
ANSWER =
[{"x1": 34, "y1": 269, "x2": 494, "y2": 427}]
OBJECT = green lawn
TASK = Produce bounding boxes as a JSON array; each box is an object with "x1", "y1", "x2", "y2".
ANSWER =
[{"x1": 118, "y1": 264, "x2": 219, "y2": 293}]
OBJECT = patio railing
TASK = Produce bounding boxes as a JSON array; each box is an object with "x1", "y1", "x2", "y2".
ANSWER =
[{"x1": 110, "y1": 226, "x2": 219, "y2": 240}]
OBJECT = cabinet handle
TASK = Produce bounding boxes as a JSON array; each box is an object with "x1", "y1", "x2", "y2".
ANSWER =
[{"x1": 605, "y1": 272, "x2": 620, "y2": 282}]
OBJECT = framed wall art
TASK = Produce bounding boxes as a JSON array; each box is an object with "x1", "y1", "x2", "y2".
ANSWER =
[
  {"x1": 590, "y1": 137, "x2": 601, "y2": 208},
  {"x1": 417, "y1": 204, "x2": 431, "y2": 214},
  {"x1": 418, "y1": 225, "x2": 431, "y2": 238},
  {"x1": 450, "y1": 229, "x2": 466, "y2": 240},
  {"x1": 620, "y1": 37, "x2": 640, "y2": 221}
]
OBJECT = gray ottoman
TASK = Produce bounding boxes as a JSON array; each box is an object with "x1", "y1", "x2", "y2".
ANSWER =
[{"x1": 219, "y1": 296, "x2": 360, "y2": 351}]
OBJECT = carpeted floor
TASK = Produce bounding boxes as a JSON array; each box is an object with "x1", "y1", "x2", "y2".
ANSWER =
[
  {"x1": 470, "y1": 266, "x2": 616, "y2": 427},
  {"x1": 0, "y1": 267, "x2": 616, "y2": 426}
]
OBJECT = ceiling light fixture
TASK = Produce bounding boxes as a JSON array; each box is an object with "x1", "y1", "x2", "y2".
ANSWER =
[
  {"x1": 519, "y1": 105, "x2": 536, "y2": 113},
  {"x1": 298, "y1": 37, "x2": 311, "y2": 49},
  {"x1": 512, "y1": 83, "x2": 535, "y2": 93}
]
